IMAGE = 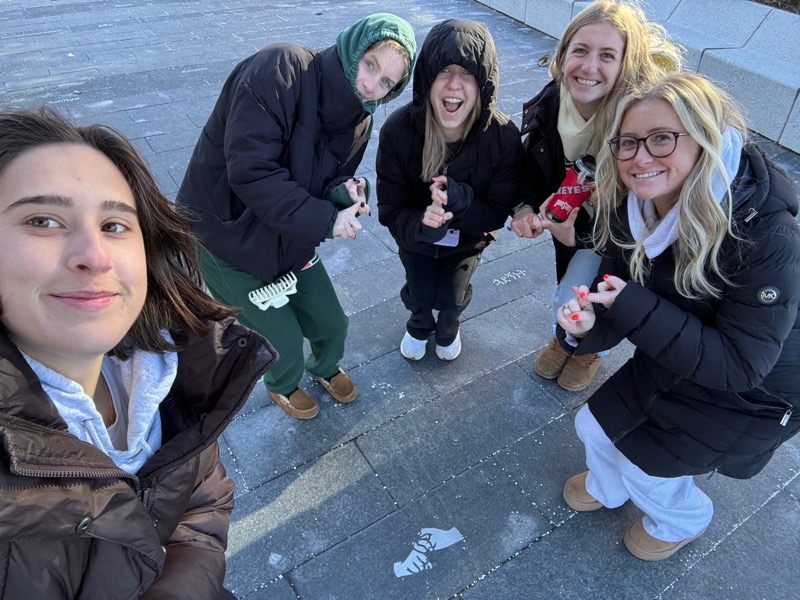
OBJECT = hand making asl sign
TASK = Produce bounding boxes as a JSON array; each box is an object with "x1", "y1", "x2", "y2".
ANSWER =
[
  {"x1": 556, "y1": 274, "x2": 627, "y2": 338},
  {"x1": 333, "y1": 177, "x2": 372, "y2": 239},
  {"x1": 510, "y1": 193, "x2": 580, "y2": 247},
  {"x1": 423, "y1": 175, "x2": 454, "y2": 228}
]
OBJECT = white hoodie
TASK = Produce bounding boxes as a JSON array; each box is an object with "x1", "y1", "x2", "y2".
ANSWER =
[{"x1": 23, "y1": 336, "x2": 178, "y2": 475}]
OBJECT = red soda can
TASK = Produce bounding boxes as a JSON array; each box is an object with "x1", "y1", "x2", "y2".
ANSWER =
[{"x1": 544, "y1": 154, "x2": 596, "y2": 223}]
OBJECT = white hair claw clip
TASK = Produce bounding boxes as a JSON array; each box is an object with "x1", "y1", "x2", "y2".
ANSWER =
[{"x1": 248, "y1": 272, "x2": 298, "y2": 310}]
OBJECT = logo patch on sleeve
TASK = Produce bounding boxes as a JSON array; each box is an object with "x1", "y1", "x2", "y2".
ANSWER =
[{"x1": 757, "y1": 287, "x2": 780, "y2": 305}]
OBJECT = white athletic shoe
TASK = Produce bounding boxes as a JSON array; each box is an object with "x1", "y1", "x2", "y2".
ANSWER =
[
  {"x1": 400, "y1": 332, "x2": 427, "y2": 360},
  {"x1": 435, "y1": 330, "x2": 462, "y2": 361}
]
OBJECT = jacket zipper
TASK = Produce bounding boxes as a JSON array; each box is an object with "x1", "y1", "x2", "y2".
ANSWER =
[
  {"x1": 12, "y1": 462, "x2": 138, "y2": 487},
  {"x1": 743, "y1": 386, "x2": 795, "y2": 426}
]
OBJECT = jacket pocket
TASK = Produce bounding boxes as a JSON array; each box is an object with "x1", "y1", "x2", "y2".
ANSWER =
[
  {"x1": 219, "y1": 206, "x2": 255, "y2": 236},
  {"x1": 722, "y1": 389, "x2": 793, "y2": 425}
]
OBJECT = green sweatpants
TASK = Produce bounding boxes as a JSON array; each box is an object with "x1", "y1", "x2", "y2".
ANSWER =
[{"x1": 198, "y1": 248, "x2": 348, "y2": 395}]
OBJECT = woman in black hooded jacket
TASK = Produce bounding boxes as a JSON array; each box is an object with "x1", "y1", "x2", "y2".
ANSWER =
[
  {"x1": 559, "y1": 73, "x2": 800, "y2": 562},
  {"x1": 377, "y1": 19, "x2": 521, "y2": 361}
]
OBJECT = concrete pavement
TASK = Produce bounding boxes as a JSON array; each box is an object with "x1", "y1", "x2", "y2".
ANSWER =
[{"x1": 2, "y1": 1, "x2": 799, "y2": 598}]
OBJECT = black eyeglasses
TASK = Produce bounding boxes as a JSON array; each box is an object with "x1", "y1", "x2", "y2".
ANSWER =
[{"x1": 608, "y1": 131, "x2": 691, "y2": 161}]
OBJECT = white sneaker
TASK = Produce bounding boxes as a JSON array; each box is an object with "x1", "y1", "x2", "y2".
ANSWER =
[
  {"x1": 400, "y1": 332, "x2": 427, "y2": 360},
  {"x1": 435, "y1": 330, "x2": 461, "y2": 361}
]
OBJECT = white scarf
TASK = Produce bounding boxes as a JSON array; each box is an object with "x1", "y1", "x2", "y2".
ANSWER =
[{"x1": 627, "y1": 128, "x2": 744, "y2": 258}]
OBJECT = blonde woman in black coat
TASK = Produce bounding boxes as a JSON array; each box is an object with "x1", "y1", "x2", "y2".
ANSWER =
[
  {"x1": 377, "y1": 19, "x2": 521, "y2": 361},
  {"x1": 559, "y1": 73, "x2": 800, "y2": 561}
]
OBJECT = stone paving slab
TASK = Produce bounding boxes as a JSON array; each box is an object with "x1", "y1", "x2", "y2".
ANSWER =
[
  {"x1": 316, "y1": 230, "x2": 397, "y2": 279},
  {"x1": 224, "y1": 443, "x2": 396, "y2": 596},
  {"x1": 410, "y1": 296, "x2": 545, "y2": 395},
  {"x1": 659, "y1": 491, "x2": 800, "y2": 600},
  {"x1": 289, "y1": 460, "x2": 550, "y2": 599},
  {"x1": 462, "y1": 245, "x2": 555, "y2": 320},
  {"x1": 460, "y1": 501, "x2": 695, "y2": 600},
  {"x1": 331, "y1": 254, "x2": 407, "y2": 312},
  {"x1": 358, "y1": 364, "x2": 565, "y2": 505},
  {"x1": 341, "y1": 296, "x2": 410, "y2": 369},
  {"x1": 222, "y1": 353, "x2": 439, "y2": 489},
  {"x1": 244, "y1": 577, "x2": 297, "y2": 600},
  {"x1": 496, "y1": 410, "x2": 597, "y2": 526}
]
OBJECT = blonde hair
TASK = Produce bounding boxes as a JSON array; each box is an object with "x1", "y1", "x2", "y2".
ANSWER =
[
  {"x1": 593, "y1": 72, "x2": 748, "y2": 299},
  {"x1": 420, "y1": 95, "x2": 482, "y2": 181},
  {"x1": 550, "y1": 0, "x2": 683, "y2": 154},
  {"x1": 369, "y1": 38, "x2": 412, "y2": 95}
]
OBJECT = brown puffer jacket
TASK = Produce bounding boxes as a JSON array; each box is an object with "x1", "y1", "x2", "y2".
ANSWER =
[{"x1": 0, "y1": 317, "x2": 276, "y2": 599}]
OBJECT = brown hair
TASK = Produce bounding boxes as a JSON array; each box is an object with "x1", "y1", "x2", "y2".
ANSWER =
[{"x1": 0, "y1": 106, "x2": 235, "y2": 358}]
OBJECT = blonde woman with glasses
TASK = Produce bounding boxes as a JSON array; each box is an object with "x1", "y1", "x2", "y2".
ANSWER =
[{"x1": 558, "y1": 73, "x2": 800, "y2": 561}]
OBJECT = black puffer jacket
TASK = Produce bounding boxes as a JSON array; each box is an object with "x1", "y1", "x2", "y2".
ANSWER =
[
  {"x1": 570, "y1": 144, "x2": 800, "y2": 479},
  {"x1": 519, "y1": 80, "x2": 595, "y2": 281},
  {"x1": 0, "y1": 319, "x2": 276, "y2": 599},
  {"x1": 178, "y1": 43, "x2": 374, "y2": 283},
  {"x1": 376, "y1": 19, "x2": 521, "y2": 257}
]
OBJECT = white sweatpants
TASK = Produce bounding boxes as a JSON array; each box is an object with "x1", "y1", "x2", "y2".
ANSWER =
[{"x1": 575, "y1": 404, "x2": 714, "y2": 541}]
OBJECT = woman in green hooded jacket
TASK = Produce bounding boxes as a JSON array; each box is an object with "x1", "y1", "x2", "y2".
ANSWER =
[{"x1": 178, "y1": 14, "x2": 416, "y2": 420}]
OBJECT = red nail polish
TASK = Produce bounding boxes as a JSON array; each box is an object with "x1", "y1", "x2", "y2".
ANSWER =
[
  {"x1": 603, "y1": 274, "x2": 610, "y2": 280},
  {"x1": 579, "y1": 292, "x2": 586, "y2": 298},
  {"x1": 360, "y1": 201, "x2": 365, "y2": 208},
  {"x1": 571, "y1": 314, "x2": 580, "y2": 321}
]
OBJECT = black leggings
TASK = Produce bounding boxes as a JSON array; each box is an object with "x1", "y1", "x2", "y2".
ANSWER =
[{"x1": 398, "y1": 248, "x2": 482, "y2": 346}]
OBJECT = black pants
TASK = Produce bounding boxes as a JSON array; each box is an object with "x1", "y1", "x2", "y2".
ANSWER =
[{"x1": 398, "y1": 248, "x2": 482, "y2": 346}]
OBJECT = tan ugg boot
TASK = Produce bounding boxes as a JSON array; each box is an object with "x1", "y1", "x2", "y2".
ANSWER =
[
  {"x1": 563, "y1": 472, "x2": 603, "y2": 512},
  {"x1": 624, "y1": 520, "x2": 706, "y2": 561},
  {"x1": 557, "y1": 353, "x2": 602, "y2": 391},
  {"x1": 534, "y1": 336, "x2": 570, "y2": 379}
]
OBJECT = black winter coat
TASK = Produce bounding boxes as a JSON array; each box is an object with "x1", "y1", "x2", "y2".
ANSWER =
[
  {"x1": 376, "y1": 20, "x2": 521, "y2": 257},
  {"x1": 177, "y1": 44, "x2": 370, "y2": 283},
  {"x1": 520, "y1": 80, "x2": 595, "y2": 281},
  {"x1": 570, "y1": 144, "x2": 800, "y2": 479},
  {"x1": 0, "y1": 319, "x2": 276, "y2": 598}
]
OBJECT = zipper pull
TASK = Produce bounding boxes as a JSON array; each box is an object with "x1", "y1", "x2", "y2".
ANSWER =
[
  {"x1": 744, "y1": 208, "x2": 758, "y2": 223},
  {"x1": 780, "y1": 408, "x2": 792, "y2": 427}
]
